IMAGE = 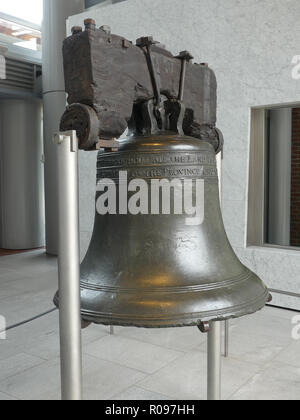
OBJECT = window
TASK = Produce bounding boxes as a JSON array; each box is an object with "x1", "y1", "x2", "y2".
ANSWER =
[
  {"x1": 0, "y1": 17, "x2": 41, "y2": 51},
  {"x1": 0, "y1": 0, "x2": 42, "y2": 25},
  {"x1": 248, "y1": 105, "x2": 300, "y2": 249},
  {"x1": 85, "y1": 0, "x2": 127, "y2": 9},
  {"x1": 0, "y1": 0, "x2": 42, "y2": 58}
]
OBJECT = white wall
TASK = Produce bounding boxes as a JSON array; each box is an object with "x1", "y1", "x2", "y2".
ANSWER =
[{"x1": 68, "y1": 0, "x2": 300, "y2": 310}]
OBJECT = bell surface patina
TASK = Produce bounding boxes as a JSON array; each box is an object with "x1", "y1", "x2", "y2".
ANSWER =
[{"x1": 73, "y1": 132, "x2": 269, "y2": 328}]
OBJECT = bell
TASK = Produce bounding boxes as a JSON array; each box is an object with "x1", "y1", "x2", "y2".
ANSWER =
[
  {"x1": 54, "y1": 26, "x2": 269, "y2": 328},
  {"x1": 56, "y1": 130, "x2": 268, "y2": 328}
]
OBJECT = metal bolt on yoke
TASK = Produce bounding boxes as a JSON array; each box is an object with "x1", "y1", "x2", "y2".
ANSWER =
[
  {"x1": 84, "y1": 19, "x2": 96, "y2": 31},
  {"x1": 71, "y1": 26, "x2": 82, "y2": 35},
  {"x1": 100, "y1": 25, "x2": 111, "y2": 34}
]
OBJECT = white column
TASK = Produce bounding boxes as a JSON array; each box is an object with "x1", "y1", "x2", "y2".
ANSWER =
[
  {"x1": 0, "y1": 99, "x2": 44, "y2": 250},
  {"x1": 42, "y1": 0, "x2": 84, "y2": 255}
]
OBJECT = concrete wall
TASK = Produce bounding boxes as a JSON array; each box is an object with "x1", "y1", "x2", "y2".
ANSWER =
[{"x1": 68, "y1": 0, "x2": 300, "y2": 310}]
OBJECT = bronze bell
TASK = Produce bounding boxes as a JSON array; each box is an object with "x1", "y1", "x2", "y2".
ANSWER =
[
  {"x1": 54, "y1": 26, "x2": 269, "y2": 329},
  {"x1": 67, "y1": 130, "x2": 268, "y2": 328}
]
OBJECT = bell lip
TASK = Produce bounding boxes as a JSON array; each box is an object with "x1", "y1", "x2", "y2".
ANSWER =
[
  {"x1": 54, "y1": 285, "x2": 270, "y2": 329},
  {"x1": 67, "y1": 288, "x2": 269, "y2": 329}
]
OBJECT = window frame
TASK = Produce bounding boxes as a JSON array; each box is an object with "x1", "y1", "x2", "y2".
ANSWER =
[{"x1": 247, "y1": 102, "x2": 300, "y2": 251}]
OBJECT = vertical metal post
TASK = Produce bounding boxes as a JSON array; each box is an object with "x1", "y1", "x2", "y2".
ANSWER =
[
  {"x1": 205, "y1": 152, "x2": 223, "y2": 400},
  {"x1": 217, "y1": 151, "x2": 229, "y2": 359},
  {"x1": 207, "y1": 321, "x2": 222, "y2": 401},
  {"x1": 55, "y1": 130, "x2": 83, "y2": 401},
  {"x1": 224, "y1": 320, "x2": 229, "y2": 358}
]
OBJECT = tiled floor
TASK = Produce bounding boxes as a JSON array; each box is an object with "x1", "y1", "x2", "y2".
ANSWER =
[{"x1": 0, "y1": 250, "x2": 299, "y2": 400}]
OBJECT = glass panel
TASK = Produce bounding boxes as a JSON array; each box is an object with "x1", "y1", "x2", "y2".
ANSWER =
[{"x1": 0, "y1": 17, "x2": 41, "y2": 51}]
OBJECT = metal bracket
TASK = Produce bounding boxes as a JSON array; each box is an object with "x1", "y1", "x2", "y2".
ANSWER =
[
  {"x1": 136, "y1": 36, "x2": 160, "y2": 107},
  {"x1": 53, "y1": 130, "x2": 77, "y2": 152},
  {"x1": 136, "y1": 36, "x2": 166, "y2": 129},
  {"x1": 198, "y1": 321, "x2": 210, "y2": 333},
  {"x1": 164, "y1": 99, "x2": 185, "y2": 135},
  {"x1": 96, "y1": 138, "x2": 119, "y2": 152},
  {"x1": 175, "y1": 50, "x2": 194, "y2": 102},
  {"x1": 134, "y1": 44, "x2": 195, "y2": 137}
]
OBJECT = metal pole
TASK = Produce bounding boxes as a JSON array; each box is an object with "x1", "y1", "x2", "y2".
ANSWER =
[
  {"x1": 224, "y1": 320, "x2": 229, "y2": 358},
  {"x1": 217, "y1": 151, "x2": 229, "y2": 359},
  {"x1": 55, "y1": 130, "x2": 83, "y2": 401},
  {"x1": 207, "y1": 321, "x2": 222, "y2": 401},
  {"x1": 205, "y1": 152, "x2": 223, "y2": 400}
]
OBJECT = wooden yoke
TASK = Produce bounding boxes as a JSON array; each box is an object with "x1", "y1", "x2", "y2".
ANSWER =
[{"x1": 60, "y1": 19, "x2": 223, "y2": 153}]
